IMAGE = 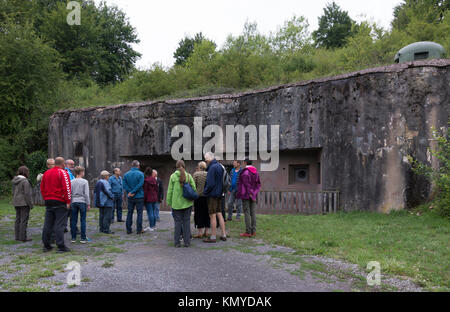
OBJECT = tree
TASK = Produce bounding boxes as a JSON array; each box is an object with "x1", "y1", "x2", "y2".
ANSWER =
[
  {"x1": 270, "y1": 15, "x2": 311, "y2": 54},
  {"x1": 0, "y1": 20, "x2": 64, "y2": 181},
  {"x1": 312, "y1": 2, "x2": 355, "y2": 49},
  {"x1": 392, "y1": 0, "x2": 450, "y2": 30},
  {"x1": 173, "y1": 32, "x2": 209, "y2": 66},
  {"x1": 39, "y1": 0, "x2": 140, "y2": 84}
]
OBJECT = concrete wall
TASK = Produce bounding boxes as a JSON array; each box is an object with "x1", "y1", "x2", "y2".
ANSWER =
[{"x1": 48, "y1": 59, "x2": 450, "y2": 212}]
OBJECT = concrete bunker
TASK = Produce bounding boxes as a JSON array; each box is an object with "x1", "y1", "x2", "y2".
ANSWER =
[{"x1": 48, "y1": 59, "x2": 449, "y2": 214}]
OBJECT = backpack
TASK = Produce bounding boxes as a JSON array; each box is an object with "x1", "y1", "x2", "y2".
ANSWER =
[{"x1": 220, "y1": 164, "x2": 231, "y2": 194}]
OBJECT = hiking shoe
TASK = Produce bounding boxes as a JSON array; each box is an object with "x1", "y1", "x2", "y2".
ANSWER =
[
  {"x1": 184, "y1": 244, "x2": 191, "y2": 247},
  {"x1": 227, "y1": 218, "x2": 232, "y2": 221},
  {"x1": 117, "y1": 220, "x2": 125, "y2": 223},
  {"x1": 127, "y1": 231, "x2": 133, "y2": 235},
  {"x1": 57, "y1": 246, "x2": 71, "y2": 253},
  {"x1": 220, "y1": 236, "x2": 227, "y2": 241},
  {"x1": 175, "y1": 244, "x2": 181, "y2": 248},
  {"x1": 203, "y1": 237, "x2": 216, "y2": 243},
  {"x1": 80, "y1": 238, "x2": 91, "y2": 244},
  {"x1": 43, "y1": 246, "x2": 53, "y2": 252},
  {"x1": 137, "y1": 231, "x2": 145, "y2": 235},
  {"x1": 251, "y1": 232, "x2": 256, "y2": 237},
  {"x1": 240, "y1": 233, "x2": 252, "y2": 237}
]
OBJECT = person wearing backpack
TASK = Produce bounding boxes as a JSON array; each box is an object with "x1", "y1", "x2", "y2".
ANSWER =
[
  {"x1": 166, "y1": 160, "x2": 197, "y2": 248},
  {"x1": 202, "y1": 152, "x2": 227, "y2": 243},
  {"x1": 237, "y1": 158, "x2": 261, "y2": 237}
]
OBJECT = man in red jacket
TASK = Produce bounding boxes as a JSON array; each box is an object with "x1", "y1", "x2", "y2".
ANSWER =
[{"x1": 40, "y1": 157, "x2": 72, "y2": 252}]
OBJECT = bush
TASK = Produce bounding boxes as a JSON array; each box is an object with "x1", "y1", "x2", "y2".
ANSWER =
[
  {"x1": 24, "y1": 151, "x2": 48, "y2": 187},
  {"x1": 408, "y1": 121, "x2": 450, "y2": 218}
]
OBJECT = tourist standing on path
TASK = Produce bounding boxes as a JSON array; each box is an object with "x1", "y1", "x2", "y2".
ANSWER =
[
  {"x1": 70, "y1": 166, "x2": 91, "y2": 243},
  {"x1": 193, "y1": 161, "x2": 210, "y2": 239},
  {"x1": 94, "y1": 171, "x2": 114, "y2": 234},
  {"x1": 143, "y1": 167, "x2": 158, "y2": 232},
  {"x1": 154, "y1": 170, "x2": 164, "y2": 222},
  {"x1": 64, "y1": 159, "x2": 75, "y2": 233},
  {"x1": 166, "y1": 160, "x2": 196, "y2": 248},
  {"x1": 202, "y1": 152, "x2": 227, "y2": 243},
  {"x1": 237, "y1": 158, "x2": 261, "y2": 237},
  {"x1": 109, "y1": 168, "x2": 124, "y2": 223},
  {"x1": 227, "y1": 160, "x2": 243, "y2": 221},
  {"x1": 123, "y1": 160, "x2": 145, "y2": 235},
  {"x1": 12, "y1": 166, "x2": 33, "y2": 242},
  {"x1": 37, "y1": 158, "x2": 55, "y2": 183},
  {"x1": 41, "y1": 157, "x2": 72, "y2": 253},
  {"x1": 65, "y1": 159, "x2": 75, "y2": 180}
]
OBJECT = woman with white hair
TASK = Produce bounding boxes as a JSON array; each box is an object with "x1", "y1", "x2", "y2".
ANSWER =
[
  {"x1": 193, "y1": 161, "x2": 210, "y2": 238},
  {"x1": 94, "y1": 170, "x2": 114, "y2": 234}
]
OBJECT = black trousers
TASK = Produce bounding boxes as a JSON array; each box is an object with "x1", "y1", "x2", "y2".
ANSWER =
[
  {"x1": 15, "y1": 206, "x2": 30, "y2": 241},
  {"x1": 42, "y1": 205, "x2": 68, "y2": 248}
]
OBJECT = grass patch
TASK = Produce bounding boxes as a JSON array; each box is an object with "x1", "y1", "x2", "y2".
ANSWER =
[
  {"x1": 102, "y1": 260, "x2": 114, "y2": 268},
  {"x1": 226, "y1": 210, "x2": 450, "y2": 290}
]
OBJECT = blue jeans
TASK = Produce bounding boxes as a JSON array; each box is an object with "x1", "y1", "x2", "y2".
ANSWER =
[
  {"x1": 112, "y1": 193, "x2": 123, "y2": 221},
  {"x1": 126, "y1": 197, "x2": 144, "y2": 233},
  {"x1": 227, "y1": 190, "x2": 242, "y2": 219},
  {"x1": 71, "y1": 202, "x2": 87, "y2": 240},
  {"x1": 145, "y1": 202, "x2": 157, "y2": 228},
  {"x1": 155, "y1": 202, "x2": 161, "y2": 221}
]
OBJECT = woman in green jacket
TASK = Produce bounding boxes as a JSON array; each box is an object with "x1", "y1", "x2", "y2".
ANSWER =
[{"x1": 166, "y1": 160, "x2": 196, "y2": 247}]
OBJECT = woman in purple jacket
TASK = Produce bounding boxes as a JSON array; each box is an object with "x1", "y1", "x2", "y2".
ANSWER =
[
  {"x1": 236, "y1": 158, "x2": 261, "y2": 237},
  {"x1": 143, "y1": 167, "x2": 159, "y2": 232}
]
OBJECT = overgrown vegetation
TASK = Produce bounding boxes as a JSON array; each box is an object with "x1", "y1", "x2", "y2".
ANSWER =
[
  {"x1": 408, "y1": 122, "x2": 450, "y2": 218},
  {"x1": 0, "y1": 0, "x2": 449, "y2": 195}
]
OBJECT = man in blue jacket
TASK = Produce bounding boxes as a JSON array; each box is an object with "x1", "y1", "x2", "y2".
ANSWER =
[
  {"x1": 109, "y1": 168, "x2": 124, "y2": 223},
  {"x1": 203, "y1": 152, "x2": 227, "y2": 243},
  {"x1": 227, "y1": 160, "x2": 242, "y2": 221},
  {"x1": 123, "y1": 160, "x2": 145, "y2": 234}
]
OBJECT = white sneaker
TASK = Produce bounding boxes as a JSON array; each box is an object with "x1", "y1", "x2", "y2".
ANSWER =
[
  {"x1": 148, "y1": 227, "x2": 155, "y2": 232},
  {"x1": 144, "y1": 227, "x2": 151, "y2": 232},
  {"x1": 151, "y1": 227, "x2": 157, "y2": 231}
]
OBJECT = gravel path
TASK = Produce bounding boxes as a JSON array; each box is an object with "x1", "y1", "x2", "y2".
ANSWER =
[{"x1": 61, "y1": 211, "x2": 356, "y2": 292}]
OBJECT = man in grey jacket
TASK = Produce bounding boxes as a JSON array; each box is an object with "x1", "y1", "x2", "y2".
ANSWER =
[{"x1": 12, "y1": 166, "x2": 34, "y2": 242}]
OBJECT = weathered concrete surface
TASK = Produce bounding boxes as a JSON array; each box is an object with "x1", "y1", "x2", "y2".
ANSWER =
[{"x1": 49, "y1": 59, "x2": 450, "y2": 212}]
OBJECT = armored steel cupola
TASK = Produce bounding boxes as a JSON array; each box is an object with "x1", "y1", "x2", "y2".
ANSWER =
[{"x1": 394, "y1": 41, "x2": 446, "y2": 63}]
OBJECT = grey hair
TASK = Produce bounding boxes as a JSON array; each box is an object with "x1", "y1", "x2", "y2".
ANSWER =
[
  {"x1": 204, "y1": 152, "x2": 215, "y2": 161},
  {"x1": 100, "y1": 170, "x2": 111, "y2": 179},
  {"x1": 131, "y1": 160, "x2": 140, "y2": 167}
]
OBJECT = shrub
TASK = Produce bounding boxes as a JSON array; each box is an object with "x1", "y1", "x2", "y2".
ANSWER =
[{"x1": 408, "y1": 121, "x2": 450, "y2": 218}]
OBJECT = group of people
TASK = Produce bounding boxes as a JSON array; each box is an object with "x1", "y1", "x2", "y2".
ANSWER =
[
  {"x1": 10, "y1": 152, "x2": 261, "y2": 252},
  {"x1": 166, "y1": 152, "x2": 261, "y2": 247}
]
